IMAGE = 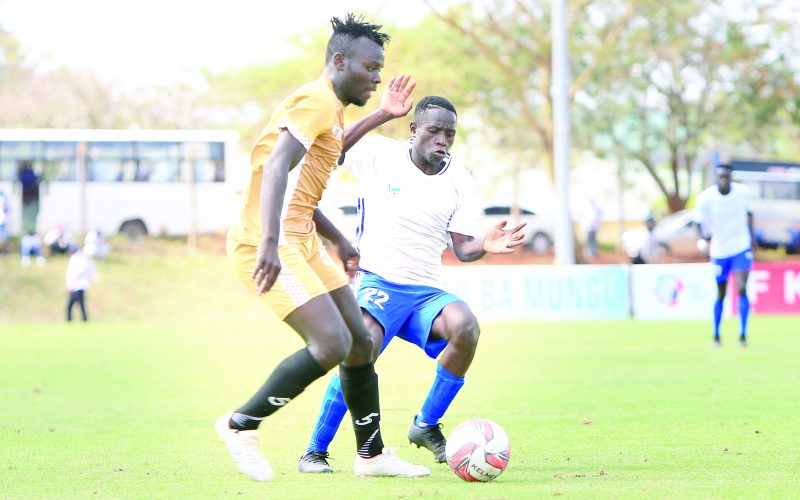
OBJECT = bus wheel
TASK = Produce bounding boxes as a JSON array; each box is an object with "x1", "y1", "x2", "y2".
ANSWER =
[{"x1": 120, "y1": 219, "x2": 148, "y2": 240}]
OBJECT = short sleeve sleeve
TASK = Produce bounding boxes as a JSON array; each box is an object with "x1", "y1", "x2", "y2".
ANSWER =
[
  {"x1": 278, "y1": 93, "x2": 338, "y2": 151},
  {"x1": 447, "y1": 169, "x2": 481, "y2": 238},
  {"x1": 340, "y1": 134, "x2": 384, "y2": 178},
  {"x1": 693, "y1": 191, "x2": 707, "y2": 225}
]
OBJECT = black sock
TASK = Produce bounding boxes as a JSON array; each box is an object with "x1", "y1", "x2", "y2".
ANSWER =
[
  {"x1": 230, "y1": 347, "x2": 327, "y2": 431},
  {"x1": 339, "y1": 363, "x2": 384, "y2": 458}
]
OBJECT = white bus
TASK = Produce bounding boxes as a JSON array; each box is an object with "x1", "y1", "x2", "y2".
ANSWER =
[
  {"x1": 0, "y1": 129, "x2": 244, "y2": 239},
  {"x1": 731, "y1": 159, "x2": 800, "y2": 254}
]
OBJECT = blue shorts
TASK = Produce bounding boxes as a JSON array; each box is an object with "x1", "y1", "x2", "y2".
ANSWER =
[
  {"x1": 712, "y1": 249, "x2": 753, "y2": 284},
  {"x1": 355, "y1": 270, "x2": 462, "y2": 359}
]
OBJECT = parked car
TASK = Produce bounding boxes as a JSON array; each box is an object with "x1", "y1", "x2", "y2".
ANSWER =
[
  {"x1": 621, "y1": 210, "x2": 703, "y2": 261},
  {"x1": 482, "y1": 205, "x2": 554, "y2": 254}
]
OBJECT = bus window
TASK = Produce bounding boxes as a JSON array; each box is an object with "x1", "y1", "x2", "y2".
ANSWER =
[
  {"x1": 209, "y1": 142, "x2": 225, "y2": 182},
  {"x1": 137, "y1": 142, "x2": 180, "y2": 182},
  {"x1": 88, "y1": 142, "x2": 135, "y2": 182},
  {"x1": 43, "y1": 142, "x2": 78, "y2": 181},
  {"x1": 762, "y1": 181, "x2": 799, "y2": 200},
  {"x1": 0, "y1": 141, "x2": 41, "y2": 180},
  {"x1": 213, "y1": 160, "x2": 225, "y2": 182},
  {"x1": 741, "y1": 180, "x2": 761, "y2": 198},
  {"x1": 180, "y1": 141, "x2": 225, "y2": 182},
  {"x1": 1, "y1": 128, "x2": 241, "y2": 238}
]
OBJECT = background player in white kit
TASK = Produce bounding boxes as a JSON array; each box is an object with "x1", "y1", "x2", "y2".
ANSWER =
[
  {"x1": 297, "y1": 96, "x2": 527, "y2": 472},
  {"x1": 694, "y1": 163, "x2": 754, "y2": 347}
]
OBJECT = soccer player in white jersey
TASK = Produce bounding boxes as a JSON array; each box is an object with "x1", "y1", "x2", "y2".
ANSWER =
[
  {"x1": 296, "y1": 96, "x2": 527, "y2": 472},
  {"x1": 694, "y1": 163, "x2": 754, "y2": 347}
]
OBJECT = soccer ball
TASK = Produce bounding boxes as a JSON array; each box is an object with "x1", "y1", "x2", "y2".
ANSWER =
[{"x1": 445, "y1": 418, "x2": 511, "y2": 482}]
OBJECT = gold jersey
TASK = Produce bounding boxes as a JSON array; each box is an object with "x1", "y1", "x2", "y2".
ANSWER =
[{"x1": 231, "y1": 76, "x2": 345, "y2": 246}]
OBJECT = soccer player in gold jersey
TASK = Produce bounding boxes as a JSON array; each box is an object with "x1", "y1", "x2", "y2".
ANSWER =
[{"x1": 215, "y1": 14, "x2": 428, "y2": 481}]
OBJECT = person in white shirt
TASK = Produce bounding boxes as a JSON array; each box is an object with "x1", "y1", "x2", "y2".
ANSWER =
[
  {"x1": 631, "y1": 216, "x2": 671, "y2": 264},
  {"x1": 66, "y1": 244, "x2": 97, "y2": 321},
  {"x1": 297, "y1": 96, "x2": 526, "y2": 472},
  {"x1": 694, "y1": 163, "x2": 754, "y2": 347}
]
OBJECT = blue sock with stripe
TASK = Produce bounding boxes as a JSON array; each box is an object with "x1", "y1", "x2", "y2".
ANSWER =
[
  {"x1": 417, "y1": 363, "x2": 465, "y2": 427},
  {"x1": 738, "y1": 295, "x2": 750, "y2": 339},
  {"x1": 713, "y1": 299, "x2": 723, "y2": 340},
  {"x1": 306, "y1": 375, "x2": 347, "y2": 453}
]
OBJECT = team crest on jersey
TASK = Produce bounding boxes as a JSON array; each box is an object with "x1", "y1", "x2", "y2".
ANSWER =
[{"x1": 332, "y1": 125, "x2": 344, "y2": 141}]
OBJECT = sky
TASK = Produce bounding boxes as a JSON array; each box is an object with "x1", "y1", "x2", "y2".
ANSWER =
[{"x1": 0, "y1": 0, "x2": 445, "y2": 87}]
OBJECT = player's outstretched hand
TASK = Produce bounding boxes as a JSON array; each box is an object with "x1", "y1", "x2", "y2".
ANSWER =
[
  {"x1": 380, "y1": 74, "x2": 416, "y2": 118},
  {"x1": 482, "y1": 220, "x2": 527, "y2": 254},
  {"x1": 252, "y1": 240, "x2": 282, "y2": 294}
]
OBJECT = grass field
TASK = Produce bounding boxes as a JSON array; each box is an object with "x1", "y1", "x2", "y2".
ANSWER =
[{"x1": 1, "y1": 240, "x2": 799, "y2": 498}]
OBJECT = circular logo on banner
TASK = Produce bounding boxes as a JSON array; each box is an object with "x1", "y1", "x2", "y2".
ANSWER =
[{"x1": 654, "y1": 274, "x2": 685, "y2": 306}]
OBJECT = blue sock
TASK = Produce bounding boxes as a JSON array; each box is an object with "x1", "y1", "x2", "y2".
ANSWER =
[
  {"x1": 306, "y1": 375, "x2": 347, "y2": 453},
  {"x1": 738, "y1": 295, "x2": 750, "y2": 339},
  {"x1": 417, "y1": 363, "x2": 465, "y2": 427},
  {"x1": 713, "y1": 299, "x2": 723, "y2": 340}
]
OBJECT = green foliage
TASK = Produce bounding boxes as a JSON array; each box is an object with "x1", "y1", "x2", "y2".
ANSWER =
[
  {"x1": 3, "y1": 3, "x2": 799, "y2": 192},
  {"x1": 578, "y1": 0, "x2": 796, "y2": 211},
  {"x1": 202, "y1": 14, "x2": 485, "y2": 147}
]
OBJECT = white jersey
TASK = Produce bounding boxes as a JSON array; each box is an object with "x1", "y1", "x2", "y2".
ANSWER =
[
  {"x1": 341, "y1": 135, "x2": 480, "y2": 287},
  {"x1": 66, "y1": 251, "x2": 96, "y2": 292},
  {"x1": 693, "y1": 182, "x2": 751, "y2": 259}
]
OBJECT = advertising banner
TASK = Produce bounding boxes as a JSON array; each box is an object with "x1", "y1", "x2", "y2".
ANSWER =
[
  {"x1": 732, "y1": 261, "x2": 800, "y2": 314},
  {"x1": 631, "y1": 263, "x2": 722, "y2": 320},
  {"x1": 441, "y1": 265, "x2": 629, "y2": 321}
]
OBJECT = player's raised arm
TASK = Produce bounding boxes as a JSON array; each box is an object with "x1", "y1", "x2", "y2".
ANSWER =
[
  {"x1": 449, "y1": 221, "x2": 527, "y2": 262},
  {"x1": 252, "y1": 131, "x2": 307, "y2": 294},
  {"x1": 341, "y1": 74, "x2": 415, "y2": 156}
]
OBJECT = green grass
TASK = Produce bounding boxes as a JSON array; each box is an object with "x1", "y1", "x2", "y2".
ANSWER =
[{"x1": 1, "y1": 240, "x2": 799, "y2": 498}]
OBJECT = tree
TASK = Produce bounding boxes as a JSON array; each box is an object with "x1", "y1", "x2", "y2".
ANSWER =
[
  {"x1": 581, "y1": 0, "x2": 787, "y2": 212},
  {"x1": 725, "y1": 3, "x2": 799, "y2": 159},
  {"x1": 202, "y1": 16, "x2": 484, "y2": 147},
  {"x1": 422, "y1": 0, "x2": 637, "y2": 185}
]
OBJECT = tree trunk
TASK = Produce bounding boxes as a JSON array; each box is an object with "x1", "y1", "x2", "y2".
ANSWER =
[{"x1": 666, "y1": 194, "x2": 687, "y2": 213}]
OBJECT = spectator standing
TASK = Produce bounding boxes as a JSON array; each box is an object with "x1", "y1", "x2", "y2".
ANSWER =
[
  {"x1": 582, "y1": 199, "x2": 602, "y2": 259},
  {"x1": 66, "y1": 244, "x2": 96, "y2": 322},
  {"x1": 18, "y1": 161, "x2": 40, "y2": 234}
]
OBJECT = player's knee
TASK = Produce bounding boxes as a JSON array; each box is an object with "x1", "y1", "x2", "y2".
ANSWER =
[
  {"x1": 450, "y1": 314, "x2": 480, "y2": 350},
  {"x1": 349, "y1": 326, "x2": 375, "y2": 356},
  {"x1": 310, "y1": 329, "x2": 352, "y2": 368}
]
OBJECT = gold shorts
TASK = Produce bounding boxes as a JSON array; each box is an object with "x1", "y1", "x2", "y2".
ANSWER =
[{"x1": 227, "y1": 233, "x2": 349, "y2": 320}]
